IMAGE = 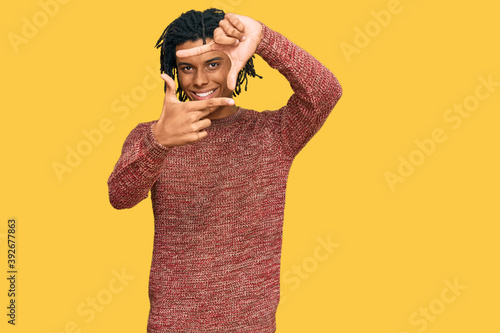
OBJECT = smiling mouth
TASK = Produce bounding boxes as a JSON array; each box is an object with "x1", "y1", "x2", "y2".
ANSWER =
[{"x1": 192, "y1": 88, "x2": 217, "y2": 99}]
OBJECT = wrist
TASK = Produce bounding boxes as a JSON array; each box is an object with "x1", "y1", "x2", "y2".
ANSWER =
[
  {"x1": 255, "y1": 22, "x2": 269, "y2": 55},
  {"x1": 152, "y1": 122, "x2": 174, "y2": 148}
]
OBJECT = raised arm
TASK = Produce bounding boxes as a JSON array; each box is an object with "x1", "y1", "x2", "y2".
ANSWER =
[{"x1": 256, "y1": 23, "x2": 343, "y2": 158}]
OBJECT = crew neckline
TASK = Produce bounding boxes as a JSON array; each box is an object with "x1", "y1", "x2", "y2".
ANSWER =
[{"x1": 209, "y1": 107, "x2": 243, "y2": 127}]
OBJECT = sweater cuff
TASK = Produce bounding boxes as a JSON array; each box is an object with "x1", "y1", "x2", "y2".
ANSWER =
[
  {"x1": 255, "y1": 22, "x2": 272, "y2": 57},
  {"x1": 255, "y1": 23, "x2": 282, "y2": 69}
]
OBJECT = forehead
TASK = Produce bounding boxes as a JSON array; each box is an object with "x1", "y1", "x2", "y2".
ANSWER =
[{"x1": 175, "y1": 38, "x2": 228, "y2": 64}]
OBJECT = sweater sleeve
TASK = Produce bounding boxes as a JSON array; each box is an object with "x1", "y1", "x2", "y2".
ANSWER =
[
  {"x1": 107, "y1": 121, "x2": 171, "y2": 209},
  {"x1": 255, "y1": 23, "x2": 343, "y2": 158}
]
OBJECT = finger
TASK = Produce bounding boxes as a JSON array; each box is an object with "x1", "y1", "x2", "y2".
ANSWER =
[
  {"x1": 213, "y1": 28, "x2": 240, "y2": 46},
  {"x1": 196, "y1": 130, "x2": 208, "y2": 141},
  {"x1": 192, "y1": 106, "x2": 222, "y2": 120},
  {"x1": 192, "y1": 118, "x2": 212, "y2": 131},
  {"x1": 161, "y1": 74, "x2": 178, "y2": 101},
  {"x1": 219, "y1": 18, "x2": 245, "y2": 41},
  {"x1": 225, "y1": 13, "x2": 246, "y2": 38},
  {"x1": 176, "y1": 41, "x2": 217, "y2": 58},
  {"x1": 186, "y1": 130, "x2": 208, "y2": 144},
  {"x1": 226, "y1": 60, "x2": 244, "y2": 91},
  {"x1": 184, "y1": 97, "x2": 235, "y2": 112}
]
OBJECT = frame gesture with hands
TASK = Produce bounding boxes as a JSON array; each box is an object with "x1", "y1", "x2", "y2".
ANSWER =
[{"x1": 176, "y1": 13, "x2": 263, "y2": 91}]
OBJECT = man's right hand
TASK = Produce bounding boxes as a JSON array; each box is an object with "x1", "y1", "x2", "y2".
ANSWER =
[{"x1": 152, "y1": 74, "x2": 235, "y2": 148}]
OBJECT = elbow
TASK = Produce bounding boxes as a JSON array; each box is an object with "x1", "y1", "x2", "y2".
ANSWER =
[
  {"x1": 108, "y1": 181, "x2": 134, "y2": 210},
  {"x1": 306, "y1": 66, "x2": 343, "y2": 112},
  {"x1": 330, "y1": 73, "x2": 343, "y2": 103},
  {"x1": 107, "y1": 174, "x2": 149, "y2": 210},
  {"x1": 323, "y1": 73, "x2": 343, "y2": 111},
  {"x1": 108, "y1": 191, "x2": 130, "y2": 210},
  {"x1": 336, "y1": 81, "x2": 343, "y2": 100},
  {"x1": 109, "y1": 197, "x2": 128, "y2": 210},
  {"x1": 108, "y1": 185, "x2": 146, "y2": 210}
]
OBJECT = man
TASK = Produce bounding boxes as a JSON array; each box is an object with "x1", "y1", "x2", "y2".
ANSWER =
[{"x1": 108, "y1": 8, "x2": 342, "y2": 332}]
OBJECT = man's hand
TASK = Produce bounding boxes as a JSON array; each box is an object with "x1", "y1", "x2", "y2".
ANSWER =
[
  {"x1": 153, "y1": 74, "x2": 235, "y2": 147},
  {"x1": 176, "y1": 13, "x2": 263, "y2": 91}
]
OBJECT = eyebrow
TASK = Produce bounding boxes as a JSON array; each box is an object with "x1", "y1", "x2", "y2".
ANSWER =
[{"x1": 177, "y1": 57, "x2": 224, "y2": 67}]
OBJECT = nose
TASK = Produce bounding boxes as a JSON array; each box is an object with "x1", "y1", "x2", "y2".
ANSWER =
[{"x1": 194, "y1": 70, "x2": 209, "y2": 87}]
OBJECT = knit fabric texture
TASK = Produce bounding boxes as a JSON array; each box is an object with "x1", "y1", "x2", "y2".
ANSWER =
[{"x1": 108, "y1": 23, "x2": 342, "y2": 332}]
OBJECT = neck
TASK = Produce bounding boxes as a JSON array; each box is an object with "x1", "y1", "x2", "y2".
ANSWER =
[{"x1": 206, "y1": 104, "x2": 238, "y2": 120}]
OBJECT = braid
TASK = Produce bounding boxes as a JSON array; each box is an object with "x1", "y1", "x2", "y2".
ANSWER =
[
  {"x1": 200, "y1": 12, "x2": 206, "y2": 45},
  {"x1": 234, "y1": 55, "x2": 262, "y2": 96},
  {"x1": 154, "y1": 8, "x2": 262, "y2": 101}
]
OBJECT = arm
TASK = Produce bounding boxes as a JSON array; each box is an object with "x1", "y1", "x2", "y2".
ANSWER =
[
  {"x1": 107, "y1": 122, "x2": 170, "y2": 209},
  {"x1": 256, "y1": 23, "x2": 343, "y2": 158}
]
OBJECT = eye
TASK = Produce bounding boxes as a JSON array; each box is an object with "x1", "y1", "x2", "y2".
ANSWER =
[
  {"x1": 180, "y1": 65, "x2": 193, "y2": 72},
  {"x1": 208, "y1": 62, "x2": 219, "y2": 69}
]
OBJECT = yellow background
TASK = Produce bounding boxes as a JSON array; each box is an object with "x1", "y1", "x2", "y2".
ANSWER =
[{"x1": 1, "y1": 0, "x2": 499, "y2": 332}]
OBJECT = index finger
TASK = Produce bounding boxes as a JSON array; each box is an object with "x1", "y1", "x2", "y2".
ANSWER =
[
  {"x1": 176, "y1": 41, "x2": 217, "y2": 58},
  {"x1": 184, "y1": 97, "x2": 235, "y2": 112}
]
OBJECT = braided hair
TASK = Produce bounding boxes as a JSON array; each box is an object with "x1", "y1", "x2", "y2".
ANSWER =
[{"x1": 154, "y1": 8, "x2": 262, "y2": 101}]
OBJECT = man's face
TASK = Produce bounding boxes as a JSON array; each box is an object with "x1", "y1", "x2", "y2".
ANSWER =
[{"x1": 175, "y1": 38, "x2": 233, "y2": 102}]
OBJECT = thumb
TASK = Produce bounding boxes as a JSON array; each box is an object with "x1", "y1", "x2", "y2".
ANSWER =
[
  {"x1": 227, "y1": 61, "x2": 243, "y2": 92},
  {"x1": 161, "y1": 74, "x2": 178, "y2": 101}
]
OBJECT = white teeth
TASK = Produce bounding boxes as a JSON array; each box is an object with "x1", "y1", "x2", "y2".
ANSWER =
[{"x1": 195, "y1": 89, "x2": 215, "y2": 97}]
